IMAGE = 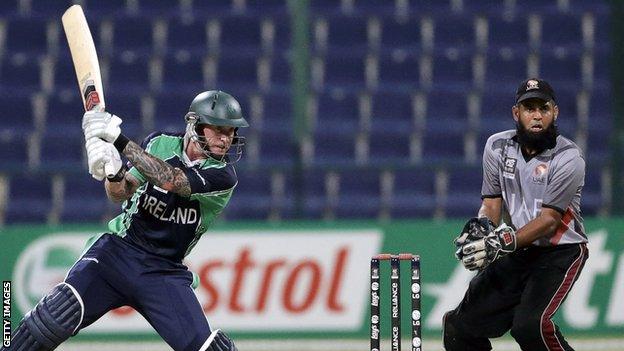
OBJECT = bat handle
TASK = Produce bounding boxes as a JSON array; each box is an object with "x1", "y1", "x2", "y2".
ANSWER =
[{"x1": 104, "y1": 160, "x2": 116, "y2": 178}]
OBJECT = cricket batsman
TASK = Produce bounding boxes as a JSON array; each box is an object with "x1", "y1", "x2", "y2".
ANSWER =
[
  {"x1": 444, "y1": 79, "x2": 588, "y2": 350},
  {"x1": 3, "y1": 90, "x2": 247, "y2": 351}
]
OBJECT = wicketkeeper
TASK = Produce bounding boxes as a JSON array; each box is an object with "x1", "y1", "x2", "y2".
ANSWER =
[{"x1": 444, "y1": 79, "x2": 588, "y2": 351}]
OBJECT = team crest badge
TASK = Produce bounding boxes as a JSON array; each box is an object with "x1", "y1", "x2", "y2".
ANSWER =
[
  {"x1": 532, "y1": 163, "x2": 548, "y2": 184},
  {"x1": 526, "y1": 79, "x2": 539, "y2": 90}
]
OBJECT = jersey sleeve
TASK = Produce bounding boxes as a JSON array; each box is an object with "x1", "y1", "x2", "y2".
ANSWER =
[
  {"x1": 542, "y1": 151, "x2": 585, "y2": 213},
  {"x1": 182, "y1": 164, "x2": 237, "y2": 195},
  {"x1": 481, "y1": 136, "x2": 502, "y2": 198},
  {"x1": 127, "y1": 132, "x2": 163, "y2": 184}
]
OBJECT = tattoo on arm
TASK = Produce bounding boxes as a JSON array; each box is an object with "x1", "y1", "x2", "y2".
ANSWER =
[{"x1": 122, "y1": 141, "x2": 191, "y2": 197}]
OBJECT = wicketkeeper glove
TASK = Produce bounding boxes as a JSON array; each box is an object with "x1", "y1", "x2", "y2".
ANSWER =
[
  {"x1": 454, "y1": 217, "x2": 496, "y2": 261},
  {"x1": 458, "y1": 223, "x2": 517, "y2": 271}
]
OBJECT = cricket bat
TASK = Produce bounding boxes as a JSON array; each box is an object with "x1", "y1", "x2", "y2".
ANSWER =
[
  {"x1": 62, "y1": 5, "x2": 115, "y2": 176},
  {"x1": 62, "y1": 4, "x2": 105, "y2": 112}
]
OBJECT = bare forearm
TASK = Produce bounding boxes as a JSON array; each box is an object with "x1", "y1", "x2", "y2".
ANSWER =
[
  {"x1": 478, "y1": 198, "x2": 502, "y2": 225},
  {"x1": 515, "y1": 213, "x2": 560, "y2": 248},
  {"x1": 121, "y1": 141, "x2": 191, "y2": 196},
  {"x1": 105, "y1": 176, "x2": 134, "y2": 202}
]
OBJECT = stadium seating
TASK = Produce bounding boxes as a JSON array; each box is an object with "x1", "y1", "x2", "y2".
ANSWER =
[{"x1": 0, "y1": 0, "x2": 613, "y2": 223}]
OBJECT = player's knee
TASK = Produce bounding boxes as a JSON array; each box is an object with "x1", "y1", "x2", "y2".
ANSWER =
[
  {"x1": 510, "y1": 317, "x2": 541, "y2": 345},
  {"x1": 17, "y1": 283, "x2": 83, "y2": 350}
]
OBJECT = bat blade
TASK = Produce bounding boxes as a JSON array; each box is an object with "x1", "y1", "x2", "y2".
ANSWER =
[{"x1": 62, "y1": 4, "x2": 105, "y2": 112}]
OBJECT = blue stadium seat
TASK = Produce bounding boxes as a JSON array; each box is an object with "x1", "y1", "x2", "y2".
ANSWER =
[
  {"x1": 425, "y1": 90, "x2": 468, "y2": 134},
  {"x1": 5, "y1": 17, "x2": 49, "y2": 56},
  {"x1": 478, "y1": 89, "x2": 516, "y2": 135},
  {"x1": 83, "y1": 0, "x2": 128, "y2": 17},
  {"x1": 61, "y1": 176, "x2": 109, "y2": 222},
  {"x1": 434, "y1": 14, "x2": 475, "y2": 52},
  {"x1": 377, "y1": 54, "x2": 420, "y2": 92},
  {"x1": 313, "y1": 132, "x2": 357, "y2": 167},
  {"x1": 380, "y1": 18, "x2": 421, "y2": 53},
  {"x1": 272, "y1": 17, "x2": 291, "y2": 53},
  {"x1": 45, "y1": 92, "x2": 84, "y2": 137},
  {"x1": 581, "y1": 168, "x2": 602, "y2": 216},
  {"x1": 540, "y1": 14, "x2": 582, "y2": 51},
  {"x1": 588, "y1": 90, "x2": 611, "y2": 122},
  {"x1": 406, "y1": 0, "x2": 450, "y2": 14},
  {"x1": 105, "y1": 56, "x2": 151, "y2": 94},
  {"x1": 309, "y1": 0, "x2": 345, "y2": 15},
  {"x1": 464, "y1": 0, "x2": 507, "y2": 15},
  {"x1": 191, "y1": 0, "x2": 235, "y2": 16},
  {"x1": 335, "y1": 169, "x2": 381, "y2": 219},
  {"x1": 427, "y1": 90, "x2": 468, "y2": 126},
  {"x1": 152, "y1": 92, "x2": 190, "y2": 133},
  {"x1": 6, "y1": 174, "x2": 52, "y2": 224},
  {"x1": 487, "y1": 16, "x2": 529, "y2": 50},
  {"x1": 216, "y1": 56, "x2": 259, "y2": 93},
  {"x1": 539, "y1": 52, "x2": 581, "y2": 88},
  {"x1": 301, "y1": 168, "x2": 328, "y2": 219},
  {"x1": 353, "y1": 0, "x2": 396, "y2": 15},
  {"x1": 111, "y1": 16, "x2": 155, "y2": 56},
  {"x1": 316, "y1": 91, "x2": 360, "y2": 135},
  {"x1": 0, "y1": 0, "x2": 19, "y2": 17},
  {"x1": 484, "y1": 51, "x2": 528, "y2": 91},
  {"x1": 0, "y1": 56, "x2": 41, "y2": 93},
  {"x1": 553, "y1": 89, "x2": 578, "y2": 136},
  {"x1": 422, "y1": 130, "x2": 465, "y2": 163},
  {"x1": 258, "y1": 131, "x2": 296, "y2": 166},
  {"x1": 53, "y1": 59, "x2": 79, "y2": 90},
  {"x1": 445, "y1": 166, "x2": 483, "y2": 218},
  {"x1": 390, "y1": 167, "x2": 437, "y2": 218},
  {"x1": 585, "y1": 127, "x2": 609, "y2": 164},
  {"x1": 40, "y1": 133, "x2": 84, "y2": 171},
  {"x1": 245, "y1": 0, "x2": 288, "y2": 16},
  {"x1": 165, "y1": 18, "x2": 208, "y2": 56},
  {"x1": 322, "y1": 55, "x2": 367, "y2": 91},
  {"x1": 369, "y1": 130, "x2": 412, "y2": 164},
  {"x1": 219, "y1": 15, "x2": 263, "y2": 57},
  {"x1": 0, "y1": 133, "x2": 29, "y2": 171},
  {"x1": 269, "y1": 55, "x2": 290, "y2": 91},
  {"x1": 136, "y1": 0, "x2": 182, "y2": 16},
  {"x1": 106, "y1": 92, "x2": 144, "y2": 138},
  {"x1": 261, "y1": 91, "x2": 292, "y2": 134},
  {"x1": 320, "y1": 15, "x2": 370, "y2": 55},
  {"x1": 161, "y1": 55, "x2": 205, "y2": 93},
  {"x1": 31, "y1": 0, "x2": 77, "y2": 16},
  {"x1": 0, "y1": 94, "x2": 35, "y2": 134},
  {"x1": 370, "y1": 92, "x2": 414, "y2": 134},
  {"x1": 224, "y1": 169, "x2": 272, "y2": 220},
  {"x1": 432, "y1": 52, "x2": 474, "y2": 91}
]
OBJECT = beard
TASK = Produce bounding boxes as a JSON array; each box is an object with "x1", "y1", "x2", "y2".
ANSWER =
[{"x1": 515, "y1": 120, "x2": 559, "y2": 152}]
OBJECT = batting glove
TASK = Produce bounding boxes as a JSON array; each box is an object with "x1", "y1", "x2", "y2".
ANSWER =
[
  {"x1": 459, "y1": 223, "x2": 517, "y2": 271},
  {"x1": 86, "y1": 137, "x2": 123, "y2": 181},
  {"x1": 206, "y1": 329, "x2": 238, "y2": 351},
  {"x1": 82, "y1": 111, "x2": 122, "y2": 143}
]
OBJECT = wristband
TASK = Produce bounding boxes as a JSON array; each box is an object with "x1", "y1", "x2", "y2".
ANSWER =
[
  {"x1": 107, "y1": 165, "x2": 127, "y2": 182},
  {"x1": 113, "y1": 134, "x2": 130, "y2": 153}
]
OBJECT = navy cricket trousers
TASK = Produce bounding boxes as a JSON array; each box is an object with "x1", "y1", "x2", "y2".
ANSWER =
[
  {"x1": 64, "y1": 233, "x2": 211, "y2": 351},
  {"x1": 443, "y1": 243, "x2": 588, "y2": 351}
]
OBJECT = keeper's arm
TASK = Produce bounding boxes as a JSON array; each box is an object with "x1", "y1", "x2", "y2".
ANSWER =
[{"x1": 478, "y1": 197, "x2": 502, "y2": 226}]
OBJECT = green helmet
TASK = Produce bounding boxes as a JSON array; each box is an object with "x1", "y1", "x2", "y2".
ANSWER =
[
  {"x1": 185, "y1": 90, "x2": 248, "y2": 164},
  {"x1": 188, "y1": 90, "x2": 249, "y2": 128}
]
